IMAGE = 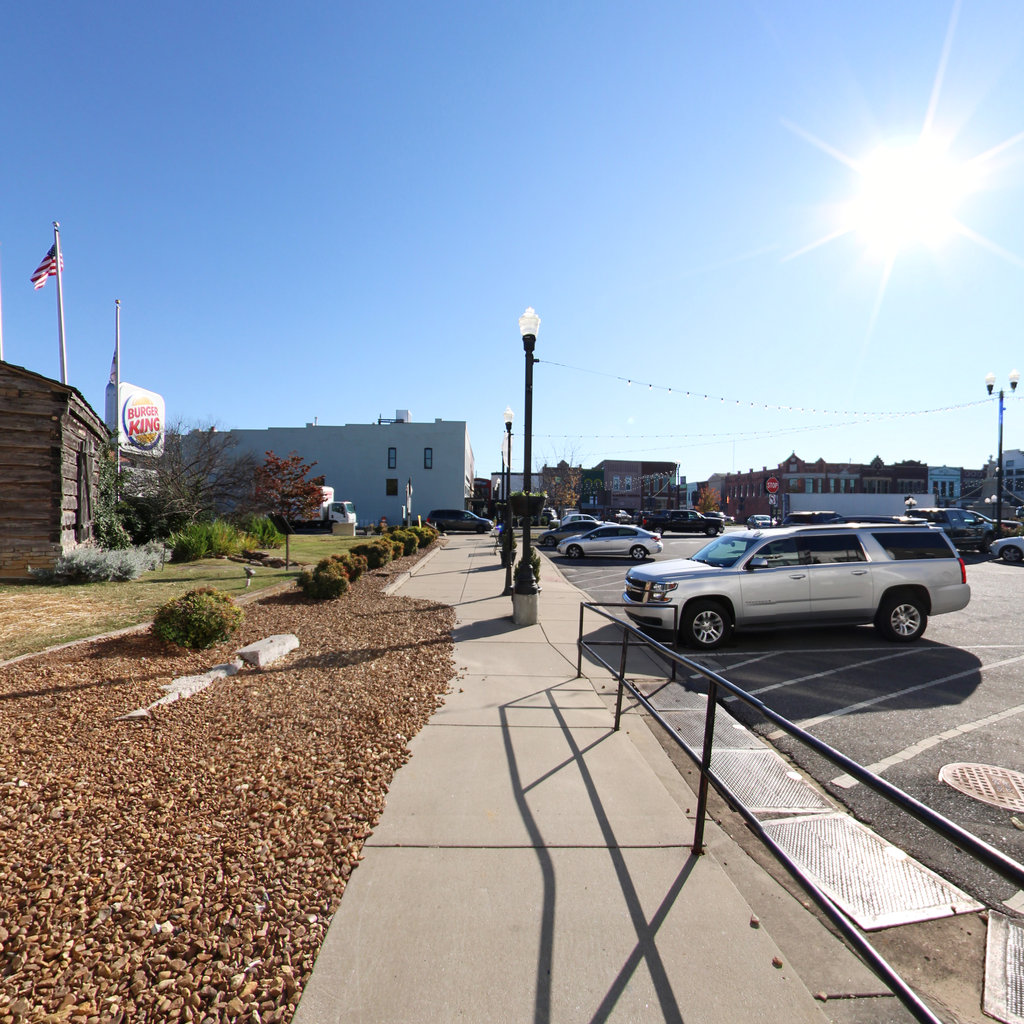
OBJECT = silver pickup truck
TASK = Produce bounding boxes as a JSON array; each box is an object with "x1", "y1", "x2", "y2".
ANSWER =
[{"x1": 622, "y1": 523, "x2": 970, "y2": 650}]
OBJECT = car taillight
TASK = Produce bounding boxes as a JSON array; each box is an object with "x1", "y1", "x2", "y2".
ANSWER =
[
  {"x1": 959, "y1": 557, "x2": 967, "y2": 584},
  {"x1": 652, "y1": 533, "x2": 662, "y2": 541}
]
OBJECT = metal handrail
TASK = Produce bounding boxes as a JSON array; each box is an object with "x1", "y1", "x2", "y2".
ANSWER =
[{"x1": 575, "y1": 601, "x2": 1024, "y2": 1024}]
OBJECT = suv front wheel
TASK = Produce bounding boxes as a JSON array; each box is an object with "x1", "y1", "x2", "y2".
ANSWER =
[
  {"x1": 679, "y1": 599, "x2": 731, "y2": 650},
  {"x1": 875, "y1": 593, "x2": 927, "y2": 642}
]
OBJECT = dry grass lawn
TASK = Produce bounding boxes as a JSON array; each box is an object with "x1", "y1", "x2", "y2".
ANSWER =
[{"x1": 0, "y1": 534, "x2": 370, "y2": 662}]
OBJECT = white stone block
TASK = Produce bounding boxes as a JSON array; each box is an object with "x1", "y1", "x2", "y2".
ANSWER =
[{"x1": 236, "y1": 633, "x2": 300, "y2": 669}]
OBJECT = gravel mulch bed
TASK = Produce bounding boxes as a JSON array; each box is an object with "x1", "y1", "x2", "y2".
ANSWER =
[{"x1": 0, "y1": 549, "x2": 456, "y2": 1023}]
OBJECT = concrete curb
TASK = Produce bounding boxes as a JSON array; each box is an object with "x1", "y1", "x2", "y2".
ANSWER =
[{"x1": 383, "y1": 539, "x2": 446, "y2": 596}]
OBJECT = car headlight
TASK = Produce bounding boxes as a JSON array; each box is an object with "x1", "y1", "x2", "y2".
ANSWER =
[{"x1": 649, "y1": 581, "x2": 678, "y2": 602}]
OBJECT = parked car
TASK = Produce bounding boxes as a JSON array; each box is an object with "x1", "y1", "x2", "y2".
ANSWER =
[
  {"x1": 991, "y1": 535, "x2": 1024, "y2": 563},
  {"x1": 781, "y1": 510, "x2": 844, "y2": 525},
  {"x1": 746, "y1": 514, "x2": 772, "y2": 529},
  {"x1": 704, "y1": 511, "x2": 734, "y2": 524},
  {"x1": 557, "y1": 525, "x2": 663, "y2": 560},
  {"x1": 612, "y1": 509, "x2": 632, "y2": 523},
  {"x1": 425, "y1": 509, "x2": 494, "y2": 533},
  {"x1": 908, "y1": 507, "x2": 995, "y2": 553},
  {"x1": 537, "y1": 517, "x2": 605, "y2": 547},
  {"x1": 642, "y1": 509, "x2": 724, "y2": 536},
  {"x1": 560, "y1": 512, "x2": 597, "y2": 526},
  {"x1": 622, "y1": 522, "x2": 970, "y2": 650}
]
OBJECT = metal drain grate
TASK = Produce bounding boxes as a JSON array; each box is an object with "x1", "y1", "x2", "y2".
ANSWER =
[
  {"x1": 659, "y1": 709, "x2": 767, "y2": 753},
  {"x1": 985, "y1": 912, "x2": 1024, "y2": 1024},
  {"x1": 708, "y1": 749, "x2": 833, "y2": 815},
  {"x1": 632, "y1": 681, "x2": 707, "y2": 712},
  {"x1": 762, "y1": 813, "x2": 982, "y2": 930},
  {"x1": 940, "y1": 763, "x2": 1024, "y2": 812}
]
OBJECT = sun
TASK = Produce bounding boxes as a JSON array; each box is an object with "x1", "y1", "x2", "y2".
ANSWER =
[{"x1": 842, "y1": 139, "x2": 978, "y2": 257}]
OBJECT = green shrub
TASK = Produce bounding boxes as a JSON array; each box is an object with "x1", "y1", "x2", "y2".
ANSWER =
[
  {"x1": 339, "y1": 552, "x2": 368, "y2": 582},
  {"x1": 406, "y1": 525, "x2": 438, "y2": 548},
  {"x1": 168, "y1": 524, "x2": 210, "y2": 562},
  {"x1": 30, "y1": 543, "x2": 165, "y2": 583},
  {"x1": 298, "y1": 557, "x2": 351, "y2": 600},
  {"x1": 152, "y1": 587, "x2": 244, "y2": 649},
  {"x1": 237, "y1": 514, "x2": 284, "y2": 549},
  {"x1": 351, "y1": 540, "x2": 393, "y2": 569},
  {"x1": 169, "y1": 520, "x2": 250, "y2": 562},
  {"x1": 388, "y1": 529, "x2": 418, "y2": 556}
]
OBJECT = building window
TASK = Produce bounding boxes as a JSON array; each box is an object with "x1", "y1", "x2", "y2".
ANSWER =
[
  {"x1": 613, "y1": 476, "x2": 621, "y2": 490},
  {"x1": 388, "y1": 447, "x2": 397, "y2": 469},
  {"x1": 386, "y1": 478, "x2": 398, "y2": 496},
  {"x1": 424, "y1": 447, "x2": 433, "y2": 469},
  {"x1": 624, "y1": 476, "x2": 632, "y2": 490}
]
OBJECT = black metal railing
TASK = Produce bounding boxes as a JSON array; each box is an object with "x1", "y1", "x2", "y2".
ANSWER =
[{"x1": 575, "y1": 601, "x2": 1024, "y2": 1024}]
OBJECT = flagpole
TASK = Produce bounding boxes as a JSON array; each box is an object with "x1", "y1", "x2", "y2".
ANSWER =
[
  {"x1": 115, "y1": 299, "x2": 121, "y2": 479},
  {"x1": 53, "y1": 222, "x2": 67, "y2": 384}
]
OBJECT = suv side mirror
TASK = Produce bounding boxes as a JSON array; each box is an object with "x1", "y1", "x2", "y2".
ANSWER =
[{"x1": 747, "y1": 556, "x2": 768, "y2": 570}]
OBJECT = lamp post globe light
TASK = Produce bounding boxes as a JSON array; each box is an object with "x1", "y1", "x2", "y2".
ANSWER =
[
  {"x1": 502, "y1": 406, "x2": 514, "y2": 595},
  {"x1": 985, "y1": 370, "x2": 1020, "y2": 538},
  {"x1": 513, "y1": 307, "x2": 540, "y2": 625}
]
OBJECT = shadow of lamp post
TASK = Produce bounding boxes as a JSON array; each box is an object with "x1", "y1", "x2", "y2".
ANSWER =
[
  {"x1": 513, "y1": 307, "x2": 540, "y2": 625},
  {"x1": 986, "y1": 369, "x2": 1019, "y2": 538},
  {"x1": 502, "y1": 406, "x2": 514, "y2": 594}
]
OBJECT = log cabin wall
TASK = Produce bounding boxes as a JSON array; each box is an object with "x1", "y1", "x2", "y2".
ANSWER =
[{"x1": 0, "y1": 363, "x2": 108, "y2": 579}]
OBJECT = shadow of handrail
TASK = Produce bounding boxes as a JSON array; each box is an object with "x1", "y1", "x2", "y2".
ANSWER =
[
  {"x1": 576, "y1": 601, "x2": 1024, "y2": 1024},
  {"x1": 499, "y1": 681, "x2": 689, "y2": 1022}
]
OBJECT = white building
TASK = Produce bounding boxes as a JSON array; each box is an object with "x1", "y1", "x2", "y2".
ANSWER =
[{"x1": 226, "y1": 410, "x2": 475, "y2": 527}]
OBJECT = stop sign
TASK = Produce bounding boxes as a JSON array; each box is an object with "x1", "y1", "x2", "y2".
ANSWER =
[{"x1": 766, "y1": 476, "x2": 780, "y2": 494}]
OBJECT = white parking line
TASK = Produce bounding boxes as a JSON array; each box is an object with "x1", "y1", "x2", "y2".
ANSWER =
[
  {"x1": 735, "y1": 648, "x2": 921, "y2": 701},
  {"x1": 832, "y1": 698, "x2": 1024, "y2": 789},
  {"x1": 778, "y1": 652, "x2": 1024, "y2": 740},
  {"x1": 688, "y1": 653, "x2": 778, "y2": 681}
]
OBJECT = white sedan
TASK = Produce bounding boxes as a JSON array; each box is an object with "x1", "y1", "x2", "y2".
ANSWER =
[
  {"x1": 991, "y1": 535, "x2": 1024, "y2": 563},
  {"x1": 557, "y1": 525, "x2": 663, "y2": 560}
]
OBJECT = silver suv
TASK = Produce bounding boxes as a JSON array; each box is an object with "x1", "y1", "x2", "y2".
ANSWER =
[{"x1": 622, "y1": 523, "x2": 970, "y2": 650}]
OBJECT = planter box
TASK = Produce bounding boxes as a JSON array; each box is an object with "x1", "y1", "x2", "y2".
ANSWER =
[{"x1": 509, "y1": 494, "x2": 544, "y2": 516}]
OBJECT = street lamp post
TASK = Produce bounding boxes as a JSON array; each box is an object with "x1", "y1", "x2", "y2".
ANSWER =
[
  {"x1": 502, "y1": 406, "x2": 514, "y2": 595},
  {"x1": 513, "y1": 307, "x2": 540, "y2": 625},
  {"x1": 985, "y1": 370, "x2": 1020, "y2": 539}
]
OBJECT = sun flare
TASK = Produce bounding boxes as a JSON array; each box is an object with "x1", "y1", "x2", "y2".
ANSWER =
[{"x1": 843, "y1": 139, "x2": 978, "y2": 256}]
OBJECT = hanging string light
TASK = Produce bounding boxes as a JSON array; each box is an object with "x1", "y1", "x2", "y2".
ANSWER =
[{"x1": 537, "y1": 358, "x2": 997, "y2": 419}]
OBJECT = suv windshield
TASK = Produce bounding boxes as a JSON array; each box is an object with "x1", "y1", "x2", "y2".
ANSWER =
[{"x1": 691, "y1": 534, "x2": 759, "y2": 567}]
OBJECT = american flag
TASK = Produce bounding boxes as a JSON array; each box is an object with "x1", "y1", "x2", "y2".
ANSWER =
[{"x1": 30, "y1": 243, "x2": 63, "y2": 290}]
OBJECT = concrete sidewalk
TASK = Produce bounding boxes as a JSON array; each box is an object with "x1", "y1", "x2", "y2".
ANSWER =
[{"x1": 293, "y1": 535, "x2": 893, "y2": 1023}]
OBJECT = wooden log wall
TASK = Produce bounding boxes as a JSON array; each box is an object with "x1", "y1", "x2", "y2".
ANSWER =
[{"x1": 0, "y1": 365, "x2": 108, "y2": 578}]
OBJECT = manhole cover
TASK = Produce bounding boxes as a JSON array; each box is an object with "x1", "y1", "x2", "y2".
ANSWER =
[{"x1": 939, "y1": 763, "x2": 1024, "y2": 812}]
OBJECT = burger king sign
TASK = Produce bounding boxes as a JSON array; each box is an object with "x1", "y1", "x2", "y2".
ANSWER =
[{"x1": 118, "y1": 383, "x2": 165, "y2": 457}]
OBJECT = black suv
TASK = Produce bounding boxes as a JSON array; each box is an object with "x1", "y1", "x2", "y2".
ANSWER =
[
  {"x1": 425, "y1": 509, "x2": 494, "y2": 533},
  {"x1": 908, "y1": 508, "x2": 994, "y2": 553},
  {"x1": 642, "y1": 509, "x2": 723, "y2": 536}
]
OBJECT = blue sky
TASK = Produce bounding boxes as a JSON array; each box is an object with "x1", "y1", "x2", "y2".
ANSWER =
[{"x1": 4, "y1": 2, "x2": 1024, "y2": 484}]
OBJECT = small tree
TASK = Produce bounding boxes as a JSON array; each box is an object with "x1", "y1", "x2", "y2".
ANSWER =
[
  {"x1": 695, "y1": 486, "x2": 720, "y2": 514},
  {"x1": 254, "y1": 451, "x2": 326, "y2": 567},
  {"x1": 544, "y1": 460, "x2": 583, "y2": 514},
  {"x1": 116, "y1": 420, "x2": 259, "y2": 542},
  {"x1": 92, "y1": 443, "x2": 133, "y2": 549}
]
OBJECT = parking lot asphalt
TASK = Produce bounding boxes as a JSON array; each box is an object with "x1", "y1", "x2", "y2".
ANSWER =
[{"x1": 546, "y1": 534, "x2": 1024, "y2": 914}]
